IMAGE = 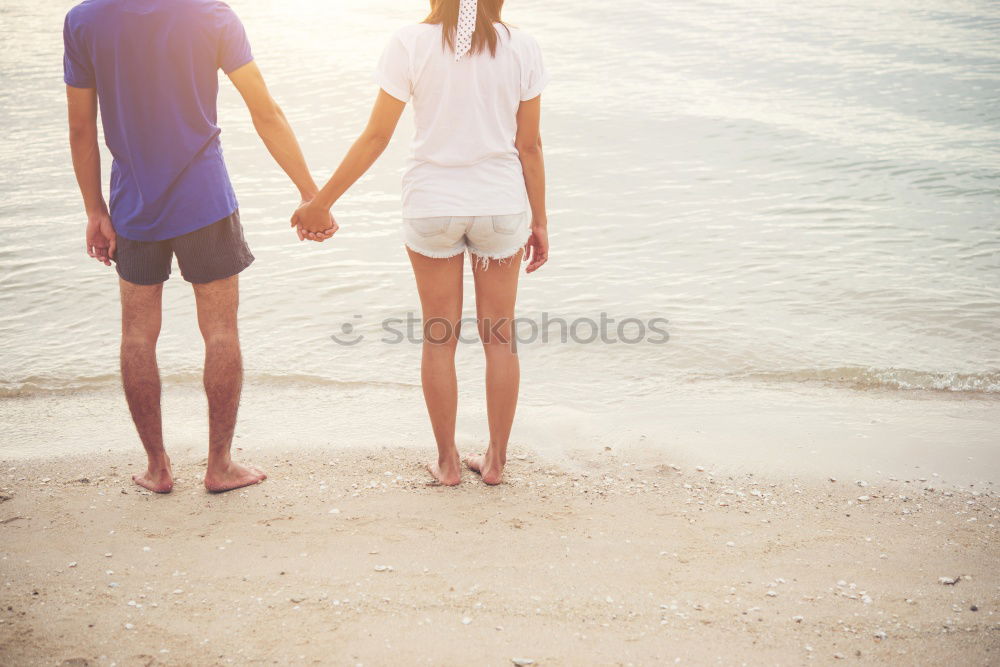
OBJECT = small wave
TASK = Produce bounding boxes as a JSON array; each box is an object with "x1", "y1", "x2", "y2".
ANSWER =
[
  {"x1": 0, "y1": 372, "x2": 419, "y2": 398},
  {"x1": 726, "y1": 367, "x2": 1000, "y2": 395},
  {"x1": 0, "y1": 374, "x2": 124, "y2": 398}
]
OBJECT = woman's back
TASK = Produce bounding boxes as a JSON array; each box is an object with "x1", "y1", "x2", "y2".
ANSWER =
[
  {"x1": 377, "y1": 22, "x2": 547, "y2": 218},
  {"x1": 290, "y1": 1, "x2": 550, "y2": 486}
]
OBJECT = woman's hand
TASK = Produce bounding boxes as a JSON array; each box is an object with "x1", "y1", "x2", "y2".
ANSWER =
[
  {"x1": 524, "y1": 222, "x2": 548, "y2": 273},
  {"x1": 288, "y1": 90, "x2": 405, "y2": 244},
  {"x1": 291, "y1": 200, "x2": 338, "y2": 242}
]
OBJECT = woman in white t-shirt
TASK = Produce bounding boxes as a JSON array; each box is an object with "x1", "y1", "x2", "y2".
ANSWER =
[{"x1": 294, "y1": 0, "x2": 549, "y2": 486}]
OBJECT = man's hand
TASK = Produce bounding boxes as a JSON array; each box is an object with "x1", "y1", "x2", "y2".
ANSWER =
[
  {"x1": 524, "y1": 223, "x2": 549, "y2": 273},
  {"x1": 86, "y1": 211, "x2": 116, "y2": 266},
  {"x1": 290, "y1": 200, "x2": 337, "y2": 242}
]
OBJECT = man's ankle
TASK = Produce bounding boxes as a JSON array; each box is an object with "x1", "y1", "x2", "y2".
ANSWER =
[
  {"x1": 146, "y1": 453, "x2": 170, "y2": 470},
  {"x1": 206, "y1": 453, "x2": 233, "y2": 472}
]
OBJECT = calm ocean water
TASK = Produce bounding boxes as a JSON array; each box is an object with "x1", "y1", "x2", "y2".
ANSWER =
[{"x1": 1, "y1": 0, "x2": 998, "y2": 416}]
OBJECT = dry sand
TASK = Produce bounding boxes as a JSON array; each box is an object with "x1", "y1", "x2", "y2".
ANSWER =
[{"x1": 0, "y1": 446, "x2": 996, "y2": 665}]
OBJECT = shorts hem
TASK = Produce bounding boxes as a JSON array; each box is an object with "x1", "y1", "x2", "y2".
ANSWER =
[
  {"x1": 181, "y1": 254, "x2": 255, "y2": 285},
  {"x1": 115, "y1": 264, "x2": 170, "y2": 286},
  {"x1": 467, "y1": 229, "x2": 532, "y2": 262},
  {"x1": 404, "y1": 242, "x2": 467, "y2": 260}
]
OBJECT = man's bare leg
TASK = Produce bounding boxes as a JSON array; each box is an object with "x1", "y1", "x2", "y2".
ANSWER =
[
  {"x1": 464, "y1": 251, "x2": 523, "y2": 485},
  {"x1": 120, "y1": 279, "x2": 173, "y2": 493},
  {"x1": 193, "y1": 275, "x2": 266, "y2": 493}
]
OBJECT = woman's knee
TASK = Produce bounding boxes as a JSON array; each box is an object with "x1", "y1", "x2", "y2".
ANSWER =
[
  {"x1": 477, "y1": 316, "x2": 515, "y2": 350},
  {"x1": 422, "y1": 317, "x2": 462, "y2": 349}
]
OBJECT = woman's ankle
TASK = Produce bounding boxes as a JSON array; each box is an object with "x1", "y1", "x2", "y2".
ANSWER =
[
  {"x1": 437, "y1": 447, "x2": 460, "y2": 465},
  {"x1": 484, "y1": 445, "x2": 507, "y2": 467}
]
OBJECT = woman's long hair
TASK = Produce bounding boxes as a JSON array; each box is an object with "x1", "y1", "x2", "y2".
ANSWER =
[{"x1": 425, "y1": 0, "x2": 509, "y2": 58}]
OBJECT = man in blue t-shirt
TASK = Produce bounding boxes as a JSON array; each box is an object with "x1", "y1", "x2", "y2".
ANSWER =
[{"x1": 64, "y1": 0, "x2": 334, "y2": 494}]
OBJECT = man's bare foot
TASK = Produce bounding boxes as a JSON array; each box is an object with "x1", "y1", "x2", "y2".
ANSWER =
[
  {"x1": 204, "y1": 461, "x2": 267, "y2": 493},
  {"x1": 426, "y1": 453, "x2": 462, "y2": 486},
  {"x1": 133, "y1": 457, "x2": 173, "y2": 493},
  {"x1": 465, "y1": 452, "x2": 505, "y2": 486}
]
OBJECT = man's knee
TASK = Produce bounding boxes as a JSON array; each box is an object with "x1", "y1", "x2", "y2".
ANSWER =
[
  {"x1": 202, "y1": 329, "x2": 240, "y2": 350},
  {"x1": 121, "y1": 329, "x2": 159, "y2": 353},
  {"x1": 201, "y1": 318, "x2": 240, "y2": 355}
]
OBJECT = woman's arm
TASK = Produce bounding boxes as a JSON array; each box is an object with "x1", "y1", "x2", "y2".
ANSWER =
[
  {"x1": 294, "y1": 89, "x2": 406, "y2": 238},
  {"x1": 515, "y1": 95, "x2": 548, "y2": 273}
]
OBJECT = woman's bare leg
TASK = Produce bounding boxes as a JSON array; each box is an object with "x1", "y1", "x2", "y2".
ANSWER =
[
  {"x1": 407, "y1": 249, "x2": 465, "y2": 486},
  {"x1": 465, "y1": 251, "x2": 522, "y2": 485}
]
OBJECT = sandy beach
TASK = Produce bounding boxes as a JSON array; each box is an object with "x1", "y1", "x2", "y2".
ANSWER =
[
  {"x1": 1, "y1": 443, "x2": 996, "y2": 665},
  {"x1": 3, "y1": 0, "x2": 999, "y2": 663}
]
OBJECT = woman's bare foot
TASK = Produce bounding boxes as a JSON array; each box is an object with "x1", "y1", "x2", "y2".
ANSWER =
[
  {"x1": 204, "y1": 461, "x2": 267, "y2": 493},
  {"x1": 132, "y1": 457, "x2": 174, "y2": 493},
  {"x1": 465, "y1": 451, "x2": 505, "y2": 485},
  {"x1": 426, "y1": 453, "x2": 462, "y2": 486}
]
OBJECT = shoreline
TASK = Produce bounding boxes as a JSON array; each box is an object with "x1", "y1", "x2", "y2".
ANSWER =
[
  {"x1": 1, "y1": 446, "x2": 997, "y2": 665},
  {"x1": 2, "y1": 377, "x2": 998, "y2": 489}
]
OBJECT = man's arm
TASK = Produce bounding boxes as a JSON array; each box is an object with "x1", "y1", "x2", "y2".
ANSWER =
[
  {"x1": 67, "y1": 84, "x2": 115, "y2": 265},
  {"x1": 227, "y1": 62, "x2": 321, "y2": 205},
  {"x1": 293, "y1": 89, "x2": 406, "y2": 238}
]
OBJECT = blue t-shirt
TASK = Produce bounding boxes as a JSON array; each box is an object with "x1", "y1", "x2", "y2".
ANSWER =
[{"x1": 63, "y1": 0, "x2": 253, "y2": 241}]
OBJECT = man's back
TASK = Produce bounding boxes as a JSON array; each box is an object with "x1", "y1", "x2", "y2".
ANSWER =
[
  {"x1": 64, "y1": 0, "x2": 253, "y2": 241},
  {"x1": 64, "y1": 0, "x2": 326, "y2": 495}
]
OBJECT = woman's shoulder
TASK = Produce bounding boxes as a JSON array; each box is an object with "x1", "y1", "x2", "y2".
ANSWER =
[
  {"x1": 503, "y1": 25, "x2": 543, "y2": 55},
  {"x1": 391, "y1": 22, "x2": 440, "y2": 44},
  {"x1": 504, "y1": 26, "x2": 542, "y2": 50}
]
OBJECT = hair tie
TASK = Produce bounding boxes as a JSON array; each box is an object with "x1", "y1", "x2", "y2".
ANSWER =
[{"x1": 454, "y1": 0, "x2": 478, "y2": 61}]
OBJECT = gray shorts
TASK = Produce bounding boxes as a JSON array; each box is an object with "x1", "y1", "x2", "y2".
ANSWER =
[{"x1": 114, "y1": 210, "x2": 254, "y2": 285}]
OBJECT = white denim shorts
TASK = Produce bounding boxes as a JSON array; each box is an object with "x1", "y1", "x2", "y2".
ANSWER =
[{"x1": 404, "y1": 212, "x2": 530, "y2": 262}]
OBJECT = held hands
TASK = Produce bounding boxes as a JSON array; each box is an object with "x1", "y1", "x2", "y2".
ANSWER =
[
  {"x1": 524, "y1": 221, "x2": 549, "y2": 273},
  {"x1": 86, "y1": 211, "x2": 116, "y2": 266},
  {"x1": 291, "y1": 199, "x2": 338, "y2": 242}
]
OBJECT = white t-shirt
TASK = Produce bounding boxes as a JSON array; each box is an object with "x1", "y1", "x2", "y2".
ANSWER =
[{"x1": 376, "y1": 23, "x2": 548, "y2": 218}]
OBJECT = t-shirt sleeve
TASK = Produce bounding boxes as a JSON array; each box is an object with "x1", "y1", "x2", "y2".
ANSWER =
[
  {"x1": 216, "y1": 3, "x2": 254, "y2": 74},
  {"x1": 63, "y1": 13, "x2": 95, "y2": 89},
  {"x1": 375, "y1": 33, "x2": 411, "y2": 102},
  {"x1": 519, "y1": 33, "x2": 549, "y2": 101}
]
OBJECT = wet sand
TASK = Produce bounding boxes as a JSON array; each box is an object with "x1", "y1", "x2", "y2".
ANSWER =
[
  {"x1": 4, "y1": 380, "x2": 999, "y2": 487},
  {"x1": 1, "y1": 446, "x2": 996, "y2": 665}
]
